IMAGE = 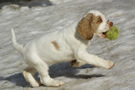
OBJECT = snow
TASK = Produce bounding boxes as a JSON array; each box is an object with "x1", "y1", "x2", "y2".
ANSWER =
[{"x1": 0, "y1": 0, "x2": 135, "y2": 90}]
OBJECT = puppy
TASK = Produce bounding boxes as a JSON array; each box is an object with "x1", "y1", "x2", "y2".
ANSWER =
[{"x1": 11, "y1": 10, "x2": 114, "y2": 87}]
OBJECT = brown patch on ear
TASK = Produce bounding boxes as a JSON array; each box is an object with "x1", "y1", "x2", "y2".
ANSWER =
[
  {"x1": 77, "y1": 13, "x2": 94, "y2": 40},
  {"x1": 51, "y1": 41, "x2": 59, "y2": 50}
]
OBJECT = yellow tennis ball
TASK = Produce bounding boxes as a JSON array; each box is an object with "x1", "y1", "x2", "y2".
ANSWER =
[{"x1": 105, "y1": 26, "x2": 119, "y2": 40}]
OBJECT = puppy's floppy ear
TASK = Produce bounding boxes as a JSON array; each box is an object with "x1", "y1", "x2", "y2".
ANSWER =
[{"x1": 77, "y1": 13, "x2": 94, "y2": 40}]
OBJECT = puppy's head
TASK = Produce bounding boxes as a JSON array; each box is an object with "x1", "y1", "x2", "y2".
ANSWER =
[{"x1": 77, "y1": 10, "x2": 113, "y2": 40}]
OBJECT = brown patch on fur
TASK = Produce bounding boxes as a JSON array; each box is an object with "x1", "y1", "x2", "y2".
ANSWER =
[
  {"x1": 77, "y1": 13, "x2": 102, "y2": 40},
  {"x1": 51, "y1": 41, "x2": 59, "y2": 50}
]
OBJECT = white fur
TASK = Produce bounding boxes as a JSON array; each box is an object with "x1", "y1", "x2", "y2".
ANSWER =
[{"x1": 11, "y1": 10, "x2": 114, "y2": 87}]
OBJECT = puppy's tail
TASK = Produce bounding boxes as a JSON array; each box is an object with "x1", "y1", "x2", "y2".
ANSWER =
[{"x1": 11, "y1": 28, "x2": 23, "y2": 54}]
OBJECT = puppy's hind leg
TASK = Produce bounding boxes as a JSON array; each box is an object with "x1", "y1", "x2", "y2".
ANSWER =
[
  {"x1": 27, "y1": 54, "x2": 64, "y2": 87},
  {"x1": 34, "y1": 60, "x2": 65, "y2": 87},
  {"x1": 23, "y1": 67, "x2": 39, "y2": 87}
]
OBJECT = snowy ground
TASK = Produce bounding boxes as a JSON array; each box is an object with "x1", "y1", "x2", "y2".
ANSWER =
[{"x1": 0, "y1": 0, "x2": 135, "y2": 90}]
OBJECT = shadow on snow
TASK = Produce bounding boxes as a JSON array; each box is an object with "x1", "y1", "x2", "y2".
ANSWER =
[{"x1": 0, "y1": 62, "x2": 104, "y2": 87}]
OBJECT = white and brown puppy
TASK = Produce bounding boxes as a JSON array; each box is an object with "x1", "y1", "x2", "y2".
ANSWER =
[{"x1": 11, "y1": 10, "x2": 114, "y2": 87}]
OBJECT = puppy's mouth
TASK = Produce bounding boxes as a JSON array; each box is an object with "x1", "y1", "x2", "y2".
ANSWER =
[{"x1": 101, "y1": 31, "x2": 108, "y2": 38}]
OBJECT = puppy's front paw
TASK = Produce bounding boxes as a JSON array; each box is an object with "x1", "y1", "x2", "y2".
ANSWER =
[{"x1": 105, "y1": 61, "x2": 115, "y2": 69}]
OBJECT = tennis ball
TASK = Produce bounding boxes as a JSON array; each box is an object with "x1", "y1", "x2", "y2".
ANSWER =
[{"x1": 105, "y1": 26, "x2": 119, "y2": 41}]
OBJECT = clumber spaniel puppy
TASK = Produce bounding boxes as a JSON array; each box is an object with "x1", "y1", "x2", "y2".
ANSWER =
[{"x1": 11, "y1": 10, "x2": 114, "y2": 87}]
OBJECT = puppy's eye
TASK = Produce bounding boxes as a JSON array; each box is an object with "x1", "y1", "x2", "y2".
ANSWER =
[{"x1": 97, "y1": 19, "x2": 102, "y2": 23}]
